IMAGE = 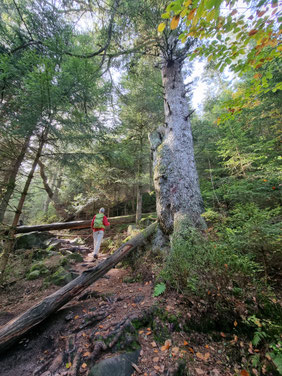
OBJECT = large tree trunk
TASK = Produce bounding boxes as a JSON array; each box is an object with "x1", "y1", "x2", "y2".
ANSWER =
[
  {"x1": 154, "y1": 59, "x2": 205, "y2": 234},
  {"x1": 0, "y1": 221, "x2": 157, "y2": 354},
  {"x1": 0, "y1": 134, "x2": 31, "y2": 224},
  {"x1": 38, "y1": 160, "x2": 69, "y2": 219},
  {"x1": 0, "y1": 133, "x2": 47, "y2": 281}
]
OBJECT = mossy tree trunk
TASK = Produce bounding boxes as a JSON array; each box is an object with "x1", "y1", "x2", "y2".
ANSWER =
[
  {"x1": 0, "y1": 132, "x2": 47, "y2": 282},
  {"x1": 154, "y1": 54, "x2": 206, "y2": 235},
  {"x1": 0, "y1": 133, "x2": 32, "y2": 224}
]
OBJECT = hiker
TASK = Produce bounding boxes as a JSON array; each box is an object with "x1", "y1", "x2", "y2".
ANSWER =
[{"x1": 91, "y1": 207, "x2": 110, "y2": 260}]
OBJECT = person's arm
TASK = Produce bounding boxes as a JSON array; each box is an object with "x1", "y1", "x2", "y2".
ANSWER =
[
  {"x1": 91, "y1": 215, "x2": 96, "y2": 229},
  {"x1": 103, "y1": 215, "x2": 110, "y2": 226}
]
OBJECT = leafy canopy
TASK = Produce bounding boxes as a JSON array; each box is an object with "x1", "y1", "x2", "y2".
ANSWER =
[{"x1": 159, "y1": 0, "x2": 281, "y2": 100}]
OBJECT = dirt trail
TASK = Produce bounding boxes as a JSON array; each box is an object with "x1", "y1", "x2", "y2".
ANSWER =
[
  {"x1": 0, "y1": 237, "x2": 158, "y2": 376},
  {"x1": 0, "y1": 230, "x2": 242, "y2": 376}
]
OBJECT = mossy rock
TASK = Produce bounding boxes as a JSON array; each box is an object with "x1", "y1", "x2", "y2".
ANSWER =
[
  {"x1": 27, "y1": 270, "x2": 41, "y2": 280},
  {"x1": 65, "y1": 252, "x2": 83, "y2": 263},
  {"x1": 14, "y1": 231, "x2": 54, "y2": 250},
  {"x1": 43, "y1": 254, "x2": 65, "y2": 271},
  {"x1": 48, "y1": 266, "x2": 74, "y2": 286},
  {"x1": 29, "y1": 262, "x2": 49, "y2": 275}
]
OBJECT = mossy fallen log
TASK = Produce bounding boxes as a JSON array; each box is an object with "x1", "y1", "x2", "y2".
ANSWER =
[
  {"x1": 0, "y1": 222, "x2": 157, "y2": 353},
  {"x1": 14, "y1": 213, "x2": 156, "y2": 234}
]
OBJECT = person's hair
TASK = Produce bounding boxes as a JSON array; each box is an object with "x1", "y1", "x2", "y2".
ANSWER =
[{"x1": 99, "y1": 207, "x2": 105, "y2": 213}]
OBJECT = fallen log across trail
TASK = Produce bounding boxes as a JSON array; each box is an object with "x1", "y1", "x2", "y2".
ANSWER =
[
  {"x1": 14, "y1": 213, "x2": 156, "y2": 234},
  {"x1": 0, "y1": 221, "x2": 157, "y2": 354}
]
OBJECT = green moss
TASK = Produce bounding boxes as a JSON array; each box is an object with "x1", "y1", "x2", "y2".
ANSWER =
[
  {"x1": 27, "y1": 270, "x2": 41, "y2": 280},
  {"x1": 66, "y1": 253, "x2": 83, "y2": 263},
  {"x1": 48, "y1": 266, "x2": 73, "y2": 286}
]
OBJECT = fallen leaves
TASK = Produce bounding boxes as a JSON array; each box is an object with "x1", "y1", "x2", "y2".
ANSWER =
[
  {"x1": 161, "y1": 339, "x2": 172, "y2": 351},
  {"x1": 81, "y1": 363, "x2": 87, "y2": 369},
  {"x1": 196, "y1": 352, "x2": 210, "y2": 361},
  {"x1": 240, "y1": 370, "x2": 250, "y2": 376},
  {"x1": 151, "y1": 341, "x2": 157, "y2": 348}
]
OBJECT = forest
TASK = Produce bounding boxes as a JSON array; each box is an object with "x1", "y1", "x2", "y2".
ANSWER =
[{"x1": 0, "y1": 0, "x2": 281, "y2": 375}]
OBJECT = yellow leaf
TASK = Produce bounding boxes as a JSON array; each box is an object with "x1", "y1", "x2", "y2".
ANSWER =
[
  {"x1": 83, "y1": 352, "x2": 90, "y2": 357},
  {"x1": 158, "y1": 23, "x2": 166, "y2": 33},
  {"x1": 206, "y1": 9, "x2": 216, "y2": 22},
  {"x1": 183, "y1": 340, "x2": 189, "y2": 346},
  {"x1": 234, "y1": 320, "x2": 238, "y2": 327},
  {"x1": 180, "y1": 9, "x2": 188, "y2": 18},
  {"x1": 74, "y1": 315, "x2": 79, "y2": 319},
  {"x1": 81, "y1": 363, "x2": 87, "y2": 369},
  {"x1": 171, "y1": 15, "x2": 180, "y2": 30},
  {"x1": 184, "y1": 0, "x2": 192, "y2": 6},
  {"x1": 66, "y1": 362, "x2": 72, "y2": 369}
]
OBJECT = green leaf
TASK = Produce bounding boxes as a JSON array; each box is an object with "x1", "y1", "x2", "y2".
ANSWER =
[
  {"x1": 153, "y1": 282, "x2": 166, "y2": 297},
  {"x1": 161, "y1": 12, "x2": 170, "y2": 19},
  {"x1": 272, "y1": 353, "x2": 282, "y2": 374}
]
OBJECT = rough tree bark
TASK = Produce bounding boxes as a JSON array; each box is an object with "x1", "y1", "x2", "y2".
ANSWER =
[
  {"x1": 0, "y1": 134, "x2": 32, "y2": 224},
  {"x1": 0, "y1": 132, "x2": 47, "y2": 281},
  {"x1": 0, "y1": 221, "x2": 157, "y2": 353},
  {"x1": 38, "y1": 160, "x2": 69, "y2": 219},
  {"x1": 153, "y1": 52, "x2": 206, "y2": 235},
  {"x1": 135, "y1": 146, "x2": 142, "y2": 225}
]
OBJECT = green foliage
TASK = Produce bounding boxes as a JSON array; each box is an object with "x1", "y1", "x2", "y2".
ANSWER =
[
  {"x1": 244, "y1": 315, "x2": 282, "y2": 374},
  {"x1": 153, "y1": 282, "x2": 166, "y2": 296},
  {"x1": 161, "y1": 0, "x2": 282, "y2": 104}
]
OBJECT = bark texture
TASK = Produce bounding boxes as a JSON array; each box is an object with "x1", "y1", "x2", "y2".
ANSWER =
[
  {"x1": 38, "y1": 160, "x2": 69, "y2": 219},
  {"x1": 0, "y1": 133, "x2": 47, "y2": 281},
  {"x1": 0, "y1": 134, "x2": 31, "y2": 223},
  {"x1": 153, "y1": 59, "x2": 205, "y2": 234},
  {"x1": 0, "y1": 221, "x2": 157, "y2": 353}
]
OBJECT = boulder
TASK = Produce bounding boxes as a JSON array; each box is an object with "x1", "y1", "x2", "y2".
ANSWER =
[
  {"x1": 89, "y1": 349, "x2": 140, "y2": 376},
  {"x1": 14, "y1": 232, "x2": 54, "y2": 250}
]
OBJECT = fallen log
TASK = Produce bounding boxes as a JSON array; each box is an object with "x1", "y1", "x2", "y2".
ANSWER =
[
  {"x1": 0, "y1": 221, "x2": 157, "y2": 353},
  {"x1": 14, "y1": 213, "x2": 156, "y2": 234}
]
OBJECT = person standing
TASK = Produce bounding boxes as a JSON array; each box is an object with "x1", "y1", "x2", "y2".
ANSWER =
[{"x1": 91, "y1": 207, "x2": 110, "y2": 260}]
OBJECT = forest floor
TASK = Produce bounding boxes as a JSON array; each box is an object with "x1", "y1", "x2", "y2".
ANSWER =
[{"x1": 0, "y1": 227, "x2": 253, "y2": 376}]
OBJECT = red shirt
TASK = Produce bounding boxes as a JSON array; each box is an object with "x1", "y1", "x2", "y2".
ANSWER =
[{"x1": 91, "y1": 215, "x2": 110, "y2": 232}]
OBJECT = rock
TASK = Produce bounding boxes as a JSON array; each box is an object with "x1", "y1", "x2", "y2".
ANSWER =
[
  {"x1": 151, "y1": 227, "x2": 169, "y2": 254},
  {"x1": 66, "y1": 252, "x2": 83, "y2": 263},
  {"x1": 26, "y1": 270, "x2": 41, "y2": 280},
  {"x1": 65, "y1": 311, "x2": 74, "y2": 321},
  {"x1": 48, "y1": 266, "x2": 74, "y2": 286},
  {"x1": 89, "y1": 349, "x2": 140, "y2": 376},
  {"x1": 133, "y1": 295, "x2": 145, "y2": 303},
  {"x1": 14, "y1": 231, "x2": 54, "y2": 250}
]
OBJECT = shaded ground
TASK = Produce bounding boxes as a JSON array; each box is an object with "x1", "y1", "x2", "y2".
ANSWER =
[{"x1": 0, "y1": 228, "x2": 257, "y2": 376}]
